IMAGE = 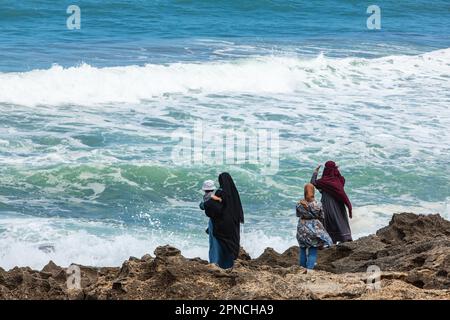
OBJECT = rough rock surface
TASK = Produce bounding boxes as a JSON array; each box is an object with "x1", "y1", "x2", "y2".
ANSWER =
[
  {"x1": 315, "y1": 213, "x2": 450, "y2": 290},
  {"x1": 0, "y1": 213, "x2": 449, "y2": 300}
]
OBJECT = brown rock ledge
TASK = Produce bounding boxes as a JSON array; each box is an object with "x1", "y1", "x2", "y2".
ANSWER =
[{"x1": 0, "y1": 213, "x2": 448, "y2": 300}]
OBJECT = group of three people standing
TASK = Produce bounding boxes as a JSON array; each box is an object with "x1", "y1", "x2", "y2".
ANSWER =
[{"x1": 199, "y1": 161, "x2": 353, "y2": 270}]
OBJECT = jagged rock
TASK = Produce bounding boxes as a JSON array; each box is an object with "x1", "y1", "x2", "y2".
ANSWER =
[
  {"x1": 250, "y1": 246, "x2": 299, "y2": 268},
  {"x1": 41, "y1": 261, "x2": 62, "y2": 276},
  {"x1": 376, "y1": 213, "x2": 450, "y2": 244},
  {"x1": 238, "y1": 247, "x2": 251, "y2": 261},
  {"x1": 128, "y1": 256, "x2": 140, "y2": 262},
  {"x1": 154, "y1": 245, "x2": 181, "y2": 257},
  {"x1": 0, "y1": 213, "x2": 448, "y2": 300},
  {"x1": 312, "y1": 213, "x2": 450, "y2": 289},
  {"x1": 252, "y1": 248, "x2": 288, "y2": 267},
  {"x1": 140, "y1": 254, "x2": 152, "y2": 262},
  {"x1": 280, "y1": 246, "x2": 301, "y2": 265}
]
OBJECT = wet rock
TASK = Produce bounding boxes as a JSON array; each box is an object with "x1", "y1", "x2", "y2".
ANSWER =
[{"x1": 38, "y1": 243, "x2": 55, "y2": 254}]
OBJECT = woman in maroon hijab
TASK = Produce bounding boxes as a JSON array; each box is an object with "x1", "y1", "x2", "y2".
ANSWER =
[{"x1": 311, "y1": 161, "x2": 352, "y2": 243}]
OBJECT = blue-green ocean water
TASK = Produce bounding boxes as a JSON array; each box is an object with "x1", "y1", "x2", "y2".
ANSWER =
[{"x1": 0, "y1": 1, "x2": 449, "y2": 268}]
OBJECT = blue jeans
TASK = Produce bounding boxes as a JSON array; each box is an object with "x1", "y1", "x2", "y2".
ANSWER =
[
  {"x1": 208, "y1": 219, "x2": 234, "y2": 269},
  {"x1": 299, "y1": 247, "x2": 318, "y2": 269}
]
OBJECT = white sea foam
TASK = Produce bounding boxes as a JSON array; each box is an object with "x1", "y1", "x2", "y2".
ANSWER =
[
  {"x1": 0, "y1": 49, "x2": 448, "y2": 174},
  {"x1": 0, "y1": 216, "x2": 206, "y2": 270},
  {"x1": 0, "y1": 49, "x2": 449, "y2": 107},
  {"x1": 0, "y1": 201, "x2": 446, "y2": 270}
]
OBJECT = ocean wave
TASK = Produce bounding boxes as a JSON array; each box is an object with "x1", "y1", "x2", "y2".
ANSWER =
[{"x1": 0, "y1": 49, "x2": 449, "y2": 107}]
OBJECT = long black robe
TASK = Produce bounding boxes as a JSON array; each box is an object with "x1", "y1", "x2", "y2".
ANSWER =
[{"x1": 203, "y1": 173, "x2": 244, "y2": 259}]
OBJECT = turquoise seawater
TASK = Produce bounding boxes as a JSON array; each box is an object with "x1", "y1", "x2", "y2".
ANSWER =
[{"x1": 0, "y1": 1, "x2": 449, "y2": 268}]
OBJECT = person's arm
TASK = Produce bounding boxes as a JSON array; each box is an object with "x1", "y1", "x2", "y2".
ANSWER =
[
  {"x1": 296, "y1": 202, "x2": 302, "y2": 217},
  {"x1": 199, "y1": 201, "x2": 205, "y2": 210},
  {"x1": 204, "y1": 190, "x2": 225, "y2": 219},
  {"x1": 310, "y1": 165, "x2": 321, "y2": 185},
  {"x1": 310, "y1": 172, "x2": 318, "y2": 185},
  {"x1": 296, "y1": 200, "x2": 308, "y2": 217},
  {"x1": 211, "y1": 189, "x2": 224, "y2": 203},
  {"x1": 204, "y1": 200, "x2": 224, "y2": 219},
  {"x1": 210, "y1": 188, "x2": 223, "y2": 203}
]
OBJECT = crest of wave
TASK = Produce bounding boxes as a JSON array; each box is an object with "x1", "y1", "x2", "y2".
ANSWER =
[{"x1": 0, "y1": 48, "x2": 449, "y2": 107}]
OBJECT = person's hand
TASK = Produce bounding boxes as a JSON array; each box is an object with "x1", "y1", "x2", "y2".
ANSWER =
[
  {"x1": 211, "y1": 195, "x2": 222, "y2": 202},
  {"x1": 299, "y1": 199, "x2": 308, "y2": 209},
  {"x1": 314, "y1": 164, "x2": 322, "y2": 173},
  {"x1": 349, "y1": 212, "x2": 353, "y2": 219}
]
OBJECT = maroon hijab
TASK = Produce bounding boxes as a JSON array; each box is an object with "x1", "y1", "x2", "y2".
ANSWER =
[{"x1": 315, "y1": 161, "x2": 352, "y2": 218}]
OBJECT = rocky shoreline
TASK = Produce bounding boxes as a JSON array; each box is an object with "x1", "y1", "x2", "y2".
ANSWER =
[{"x1": 0, "y1": 212, "x2": 449, "y2": 300}]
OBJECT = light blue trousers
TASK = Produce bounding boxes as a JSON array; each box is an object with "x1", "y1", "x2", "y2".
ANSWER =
[
  {"x1": 208, "y1": 219, "x2": 234, "y2": 269},
  {"x1": 299, "y1": 246, "x2": 318, "y2": 269}
]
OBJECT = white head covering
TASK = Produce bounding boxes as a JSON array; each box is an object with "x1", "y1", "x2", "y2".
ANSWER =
[{"x1": 202, "y1": 180, "x2": 216, "y2": 191}]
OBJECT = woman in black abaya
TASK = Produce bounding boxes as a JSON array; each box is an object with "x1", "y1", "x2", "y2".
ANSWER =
[{"x1": 203, "y1": 172, "x2": 244, "y2": 269}]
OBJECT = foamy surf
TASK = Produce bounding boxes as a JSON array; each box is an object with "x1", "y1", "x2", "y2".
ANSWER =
[
  {"x1": 0, "y1": 201, "x2": 446, "y2": 270},
  {"x1": 0, "y1": 49, "x2": 449, "y2": 107}
]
